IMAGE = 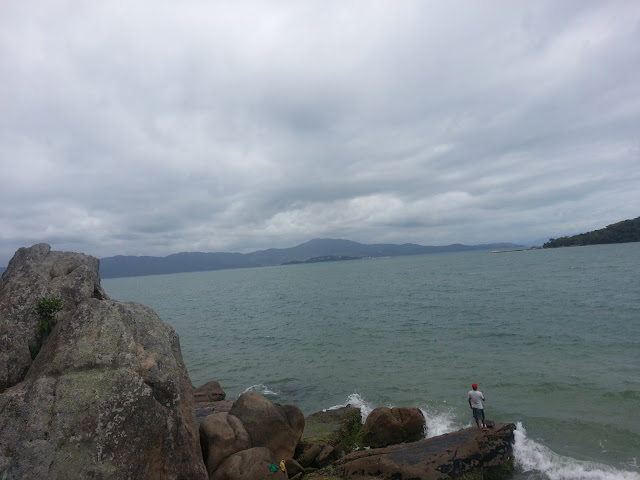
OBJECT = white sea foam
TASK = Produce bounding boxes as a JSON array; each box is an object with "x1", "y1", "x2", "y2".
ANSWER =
[
  {"x1": 326, "y1": 393, "x2": 375, "y2": 422},
  {"x1": 243, "y1": 384, "x2": 278, "y2": 396},
  {"x1": 419, "y1": 407, "x2": 460, "y2": 438},
  {"x1": 514, "y1": 422, "x2": 640, "y2": 480}
]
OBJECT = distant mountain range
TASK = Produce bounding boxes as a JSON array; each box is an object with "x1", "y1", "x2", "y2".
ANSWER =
[{"x1": 98, "y1": 238, "x2": 523, "y2": 278}]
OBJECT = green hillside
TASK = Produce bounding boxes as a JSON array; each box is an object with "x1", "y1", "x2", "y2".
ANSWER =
[{"x1": 543, "y1": 216, "x2": 640, "y2": 248}]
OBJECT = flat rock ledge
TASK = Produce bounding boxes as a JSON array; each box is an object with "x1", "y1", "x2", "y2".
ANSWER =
[{"x1": 330, "y1": 422, "x2": 516, "y2": 480}]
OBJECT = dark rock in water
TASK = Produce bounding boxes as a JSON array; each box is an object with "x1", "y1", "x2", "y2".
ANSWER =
[
  {"x1": 0, "y1": 243, "x2": 106, "y2": 392},
  {"x1": 0, "y1": 244, "x2": 207, "y2": 480},
  {"x1": 333, "y1": 422, "x2": 516, "y2": 480},
  {"x1": 362, "y1": 406, "x2": 426, "y2": 447},
  {"x1": 229, "y1": 391, "x2": 305, "y2": 462},
  {"x1": 194, "y1": 380, "x2": 226, "y2": 402}
]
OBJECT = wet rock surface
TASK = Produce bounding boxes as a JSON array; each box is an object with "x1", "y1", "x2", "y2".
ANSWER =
[
  {"x1": 362, "y1": 406, "x2": 426, "y2": 448},
  {"x1": 333, "y1": 422, "x2": 516, "y2": 480}
]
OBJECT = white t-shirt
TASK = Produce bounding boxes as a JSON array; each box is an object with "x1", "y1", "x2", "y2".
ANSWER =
[{"x1": 468, "y1": 390, "x2": 485, "y2": 409}]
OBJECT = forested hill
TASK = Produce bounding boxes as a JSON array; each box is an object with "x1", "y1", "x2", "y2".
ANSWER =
[{"x1": 543, "y1": 216, "x2": 640, "y2": 248}]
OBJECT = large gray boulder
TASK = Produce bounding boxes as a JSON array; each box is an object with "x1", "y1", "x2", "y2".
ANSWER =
[
  {"x1": 0, "y1": 244, "x2": 208, "y2": 480},
  {"x1": 333, "y1": 422, "x2": 516, "y2": 480},
  {"x1": 0, "y1": 243, "x2": 106, "y2": 392},
  {"x1": 361, "y1": 406, "x2": 426, "y2": 447}
]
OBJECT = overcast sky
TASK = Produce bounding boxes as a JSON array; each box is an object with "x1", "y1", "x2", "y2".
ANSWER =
[{"x1": 1, "y1": 1, "x2": 639, "y2": 265}]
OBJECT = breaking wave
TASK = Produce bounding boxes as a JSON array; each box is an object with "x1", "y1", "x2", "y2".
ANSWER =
[
  {"x1": 326, "y1": 392, "x2": 375, "y2": 422},
  {"x1": 514, "y1": 422, "x2": 640, "y2": 480},
  {"x1": 242, "y1": 384, "x2": 278, "y2": 396}
]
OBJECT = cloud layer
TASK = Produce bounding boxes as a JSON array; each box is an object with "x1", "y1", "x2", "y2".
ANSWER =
[{"x1": 1, "y1": 1, "x2": 639, "y2": 264}]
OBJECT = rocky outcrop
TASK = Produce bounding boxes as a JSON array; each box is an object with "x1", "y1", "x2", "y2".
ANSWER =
[
  {"x1": 0, "y1": 244, "x2": 207, "y2": 480},
  {"x1": 195, "y1": 380, "x2": 226, "y2": 402},
  {"x1": 0, "y1": 243, "x2": 106, "y2": 392},
  {"x1": 295, "y1": 406, "x2": 363, "y2": 469},
  {"x1": 332, "y1": 422, "x2": 516, "y2": 480},
  {"x1": 196, "y1": 398, "x2": 235, "y2": 424},
  {"x1": 194, "y1": 381, "x2": 230, "y2": 424},
  {"x1": 211, "y1": 447, "x2": 288, "y2": 480},
  {"x1": 362, "y1": 406, "x2": 425, "y2": 448},
  {"x1": 200, "y1": 412, "x2": 252, "y2": 473},
  {"x1": 229, "y1": 391, "x2": 305, "y2": 461},
  {"x1": 200, "y1": 391, "x2": 305, "y2": 479}
]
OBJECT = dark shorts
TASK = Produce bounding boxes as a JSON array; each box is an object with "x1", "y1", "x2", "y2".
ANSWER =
[{"x1": 472, "y1": 408, "x2": 485, "y2": 420}]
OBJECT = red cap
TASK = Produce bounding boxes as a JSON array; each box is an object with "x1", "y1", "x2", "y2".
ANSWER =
[{"x1": 472, "y1": 383, "x2": 478, "y2": 389}]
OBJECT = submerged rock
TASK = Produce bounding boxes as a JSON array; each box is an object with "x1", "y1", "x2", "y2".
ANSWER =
[{"x1": 0, "y1": 244, "x2": 207, "y2": 480}]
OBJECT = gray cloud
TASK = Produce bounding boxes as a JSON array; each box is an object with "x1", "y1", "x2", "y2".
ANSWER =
[{"x1": 1, "y1": 0, "x2": 639, "y2": 265}]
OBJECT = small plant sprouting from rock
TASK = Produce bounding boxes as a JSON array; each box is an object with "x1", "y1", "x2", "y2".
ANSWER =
[{"x1": 36, "y1": 297, "x2": 63, "y2": 334}]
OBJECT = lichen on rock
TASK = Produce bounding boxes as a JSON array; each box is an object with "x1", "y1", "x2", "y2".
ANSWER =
[{"x1": 0, "y1": 244, "x2": 207, "y2": 480}]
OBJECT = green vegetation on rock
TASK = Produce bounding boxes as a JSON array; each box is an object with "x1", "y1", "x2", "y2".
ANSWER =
[
  {"x1": 543, "y1": 216, "x2": 640, "y2": 248},
  {"x1": 36, "y1": 297, "x2": 63, "y2": 334}
]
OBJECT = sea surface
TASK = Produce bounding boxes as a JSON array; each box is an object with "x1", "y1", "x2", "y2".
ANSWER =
[{"x1": 103, "y1": 242, "x2": 640, "y2": 480}]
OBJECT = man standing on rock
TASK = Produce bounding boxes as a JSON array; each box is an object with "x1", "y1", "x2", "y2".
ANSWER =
[{"x1": 468, "y1": 383, "x2": 487, "y2": 430}]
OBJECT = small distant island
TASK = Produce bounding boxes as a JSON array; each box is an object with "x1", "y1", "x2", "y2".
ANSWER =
[
  {"x1": 543, "y1": 216, "x2": 640, "y2": 248},
  {"x1": 282, "y1": 255, "x2": 361, "y2": 265}
]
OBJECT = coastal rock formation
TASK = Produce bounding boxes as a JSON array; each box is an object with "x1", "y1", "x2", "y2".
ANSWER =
[
  {"x1": 200, "y1": 412, "x2": 252, "y2": 473},
  {"x1": 229, "y1": 391, "x2": 305, "y2": 461},
  {"x1": 0, "y1": 243, "x2": 518, "y2": 480},
  {"x1": 211, "y1": 447, "x2": 288, "y2": 480},
  {"x1": 0, "y1": 243, "x2": 106, "y2": 392},
  {"x1": 362, "y1": 406, "x2": 426, "y2": 448},
  {"x1": 333, "y1": 422, "x2": 516, "y2": 480},
  {"x1": 0, "y1": 244, "x2": 207, "y2": 480},
  {"x1": 295, "y1": 406, "x2": 363, "y2": 469},
  {"x1": 200, "y1": 392, "x2": 304, "y2": 479},
  {"x1": 194, "y1": 380, "x2": 226, "y2": 402}
]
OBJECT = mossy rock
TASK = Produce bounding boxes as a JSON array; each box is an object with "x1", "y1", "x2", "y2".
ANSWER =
[
  {"x1": 300, "y1": 406, "x2": 363, "y2": 451},
  {"x1": 296, "y1": 406, "x2": 364, "y2": 471}
]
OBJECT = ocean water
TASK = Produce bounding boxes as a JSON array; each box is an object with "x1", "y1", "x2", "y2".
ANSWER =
[{"x1": 103, "y1": 242, "x2": 640, "y2": 480}]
